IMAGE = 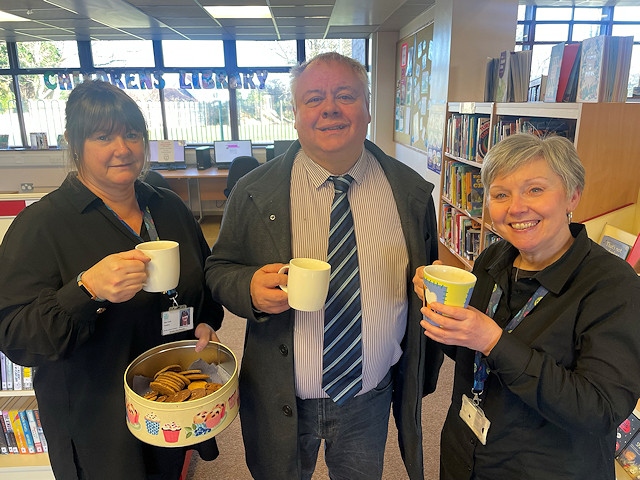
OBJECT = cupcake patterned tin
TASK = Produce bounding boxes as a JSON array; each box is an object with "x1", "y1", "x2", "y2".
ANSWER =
[{"x1": 124, "y1": 340, "x2": 239, "y2": 447}]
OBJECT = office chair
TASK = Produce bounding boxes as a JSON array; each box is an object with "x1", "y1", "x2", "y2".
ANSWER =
[
  {"x1": 143, "y1": 170, "x2": 172, "y2": 190},
  {"x1": 224, "y1": 155, "x2": 260, "y2": 198}
]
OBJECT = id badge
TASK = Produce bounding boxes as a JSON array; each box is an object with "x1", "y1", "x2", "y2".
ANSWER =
[
  {"x1": 161, "y1": 305, "x2": 194, "y2": 336},
  {"x1": 459, "y1": 394, "x2": 491, "y2": 445}
]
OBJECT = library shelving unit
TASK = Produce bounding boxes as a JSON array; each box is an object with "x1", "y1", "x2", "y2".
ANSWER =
[
  {"x1": 0, "y1": 193, "x2": 54, "y2": 479},
  {"x1": 440, "y1": 100, "x2": 640, "y2": 270},
  {"x1": 0, "y1": 390, "x2": 53, "y2": 480}
]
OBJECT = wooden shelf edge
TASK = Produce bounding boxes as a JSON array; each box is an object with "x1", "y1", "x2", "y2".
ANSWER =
[{"x1": 0, "y1": 390, "x2": 35, "y2": 397}]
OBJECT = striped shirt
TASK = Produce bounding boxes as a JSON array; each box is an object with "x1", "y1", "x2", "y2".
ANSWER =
[{"x1": 291, "y1": 148, "x2": 409, "y2": 399}]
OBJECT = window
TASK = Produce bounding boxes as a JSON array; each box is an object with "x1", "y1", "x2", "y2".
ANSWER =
[
  {"x1": 161, "y1": 72, "x2": 230, "y2": 143},
  {"x1": 236, "y1": 72, "x2": 295, "y2": 143},
  {"x1": 305, "y1": 38, "x2": 368, "y2": 66},
  {"x1": 91, "y1": 40, "x2": 154, "y2": 68},
  {"x1": 0, "y1": 75, "x2": 19, "y2": 147},
  {"x1": 0, "y1": 38, "x2": 369, "y2": 148},
  {"x1": 16, "y1": 41, "x2": 80, "y2": 69},
  {"x1": 162, "y1": 40, "x2": 224, "y2": 68},
  {"x1": 19, "y1": 75, "x2": 70, "y2": 147},
  {"x1": 236, "y1": 41, "x2": 297, "y2": 67},
  {"x1": 0, "y1": 43, "x2": 8, "y2": 69}
]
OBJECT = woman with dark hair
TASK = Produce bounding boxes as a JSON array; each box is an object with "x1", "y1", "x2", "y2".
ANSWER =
[
  {"x1": 0, "y1": 80, "x2": 224, "y2": 479},
  {"x1": 413, "y1": 133, "x2": 640, "y2": 479}
]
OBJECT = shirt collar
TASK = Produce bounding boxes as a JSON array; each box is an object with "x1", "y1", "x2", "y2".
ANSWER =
[
  {"x1": 486, "y1": 223, "x2": 591, "y2": 295},
  {"x1": 295, "y1": 147, "x2": 369, "y2": 190},
  {"x1": 61, "y1": 172, "x2": 162, "y2": 213}
]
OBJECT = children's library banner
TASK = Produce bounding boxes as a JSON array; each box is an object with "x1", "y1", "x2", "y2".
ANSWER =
[{"x1": 394, "y1": 23, "x2": 434, "y2": 156}]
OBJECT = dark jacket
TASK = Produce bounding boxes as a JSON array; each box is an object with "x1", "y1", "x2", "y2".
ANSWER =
[
  {"x1": 0, "y1": 173, "x2": 223, "y2": 479},
  {"x1": 205, "y1": 139, "x2": 443, "y2": 479}
]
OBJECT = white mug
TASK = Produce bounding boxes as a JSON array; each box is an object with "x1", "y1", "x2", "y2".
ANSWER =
[
  {"x1": 135, "y1": 240, "x2": 180, "y2": 292},
  {"x1": 278, "y1": 258, "x2": 331, "y2": 312}
]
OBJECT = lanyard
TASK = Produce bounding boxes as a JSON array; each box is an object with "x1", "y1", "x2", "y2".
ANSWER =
[
  {"x1": 106, "y1": 202, "x2": 159, "y2": 242},
  {"x1": 105, "y1": 202, "x2": 179, "y2": 303},
  {"x1": 472, "y1": 282, "x2": 549, "y2": 402}
]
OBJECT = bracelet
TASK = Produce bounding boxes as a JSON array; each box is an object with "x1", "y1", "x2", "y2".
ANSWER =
[{"x1": 77, "y1": 271, "x2": 106, "y2": 302}]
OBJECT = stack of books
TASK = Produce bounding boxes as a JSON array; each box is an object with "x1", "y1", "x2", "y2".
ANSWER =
[
  {"x1": 484, "y1": 50, "x2": 533, "y2": 103},
  {"x1": 0, "y1": 396, "x2": 48, "y2": 455},
  {"x1": 0, "y1": 352, "x2": 34, "y2": 392}
]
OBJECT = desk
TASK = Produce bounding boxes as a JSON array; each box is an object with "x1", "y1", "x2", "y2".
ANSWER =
[{"x1": 161, "y1": 167, "x2": 228, "y2": 221}]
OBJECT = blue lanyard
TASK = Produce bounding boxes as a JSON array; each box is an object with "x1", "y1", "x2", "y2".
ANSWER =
[
  {"x1": 472, "y1": 283, "x2": 549, "y2": 396},
  {"x1": 106, "y1": 203, "x2": 159, "y2": 242}
]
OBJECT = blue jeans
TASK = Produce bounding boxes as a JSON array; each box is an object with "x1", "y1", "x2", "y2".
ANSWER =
[{"x1": 297, "y1": 370, "x2": 393, "y2": 480}]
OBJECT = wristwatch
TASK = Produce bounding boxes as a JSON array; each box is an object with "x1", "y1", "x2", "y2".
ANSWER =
[{"x1": 77, "y1": 271, "x2": 105, "y2": 302}]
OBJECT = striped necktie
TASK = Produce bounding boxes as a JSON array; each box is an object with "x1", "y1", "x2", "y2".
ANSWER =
[{"x1": 322, "y1": 175, "x2": 363, "y2": 405}]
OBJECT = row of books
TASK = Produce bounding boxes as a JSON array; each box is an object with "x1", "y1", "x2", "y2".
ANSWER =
[
  {"x1": 0, "y1": 396, "x2": 48, "y2": 455},
  {"x1": 484, "y1": 50, "x2": 533, "y2": 103},
  {"x1": 441, "y1": 204, "x2": 482, "y2": 261},
  {"x1": 441, "y1": 162, "x2": 484, "y2": 217},
  {"x1": 0, "y1": 352, "x2": 34, "y2": 391},
  {"x1": 545, "y1": 35, "x2": 633, "y2": 103},
  {"x1": 492, "y1": 115, "x2": 575, "y2": 145},
  {"x1": 445, "y1": 113, "x2": 490, "y2": 163}
]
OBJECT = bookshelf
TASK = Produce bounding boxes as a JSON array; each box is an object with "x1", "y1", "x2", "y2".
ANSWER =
[
  {"x1": 0, "y1": 391, "x2": 53, "y2": 480},
  {"x1": 440, "y1": 101, "x2": 640, "y2": 270},
  {"x1": 0, "y1": 193, "x2": 54, "y2": 478}
]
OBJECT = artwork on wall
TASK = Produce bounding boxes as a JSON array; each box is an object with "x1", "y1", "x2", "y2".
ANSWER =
[{"x1": 394, "y1": 23, "x2": 436, "y2": 171}]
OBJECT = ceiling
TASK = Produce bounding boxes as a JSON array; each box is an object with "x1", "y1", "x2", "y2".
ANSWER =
[{"x1": 0, "y1": 0, "x2": 436, "y2": 43}]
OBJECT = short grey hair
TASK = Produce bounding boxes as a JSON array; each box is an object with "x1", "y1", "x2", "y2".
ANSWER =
[
  {"x1": 289, "y1": 52, "x2": 370, "y2": 108},
  {"x1": 481, "y1": 133, "x2": 585, "y2": 199}
]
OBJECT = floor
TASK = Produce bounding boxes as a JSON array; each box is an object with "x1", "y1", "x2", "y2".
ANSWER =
[{"x1": 199, "y1": 214, "x2": 223, "y2": 246}]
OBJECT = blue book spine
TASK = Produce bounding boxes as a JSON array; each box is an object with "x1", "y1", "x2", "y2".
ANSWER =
[{"x1": 17, "y1": 410, "x2": 35, "y2": 454}]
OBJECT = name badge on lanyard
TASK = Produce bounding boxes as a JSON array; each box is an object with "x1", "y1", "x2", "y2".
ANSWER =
[
  {"x1": 162, "y1": 305, "x2": 194, "y2": 336},
  {"x1": 460, "y1": 282, "x2": 548, "y2": 445}
]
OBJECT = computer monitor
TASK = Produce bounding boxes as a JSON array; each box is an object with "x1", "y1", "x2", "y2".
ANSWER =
[
  {"x1": 273, "y1": 140, "x2": 295, "y2": 158},
  {"x1": 149, "y1": 140, "x2": 187, "y2": 170},
  {"x1": 213, "y1": 140, "x2": 253, "y2": 169}
]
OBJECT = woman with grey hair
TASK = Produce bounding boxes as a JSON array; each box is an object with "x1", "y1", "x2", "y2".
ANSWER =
[{"x1": 413, "y1": 133, "x2": 640, "y2": 479}]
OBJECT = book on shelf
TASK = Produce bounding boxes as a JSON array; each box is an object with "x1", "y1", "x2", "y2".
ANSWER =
[
  {"x1": 617, "y1": 411, "x2": 640, "y2": 457},
  {"x1": 561, "y1": 43, "x2": 582, "y2": 103},
  {"x1": 475, "y1": 117, "x2": 490, "y2": 163},
  {"x1": 0, "y1": 352, "x2": 6, "y2": 390},
  {"x1": 33, "y1": 408, "x2": 48, "y2": 452},
  {"x1": 598, "y1": 223, "x2": 637, "y2": 260},
  {"x1": 4, "y1": 353, "x2": 12, "y2": 390},
  {"x1": 487, "y1": 50, "x2": 532, "y2": 103},
  {"x1": 484, "y1": 57, "x2": 498, "y2": 102},
  {"x1": 25, "y1": 407, "x2": 44, "y2": 453},
  {"x1": 17, "y1": 409, "x2": 36, "y2": 453},
  {"x1": 8, "y1": 403, "x2": 29, "y2": 454},
  {"x1": 0, "y1": 414, "x2": 17, "y2": 454},
  {"x1": 0, "y1": 415, "x2": 7, "y2": 454},
  {"x1": 544, "y1": 42, "x2": 581, "y2": 103},
  {"x1": 495, "y1": 50, "x2": 511, "y2": 102},
  {"x1": 617, "y1": 407, "x2": 640, "y2": 479},
  {"x1": 577, "y1": 35, "x2": 634, "y2": 103},
  {"x1": 12, "y1": 361, "x2": 22, "y2": 391}
]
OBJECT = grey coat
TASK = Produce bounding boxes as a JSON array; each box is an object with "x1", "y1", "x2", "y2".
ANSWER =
[{"x1": 205, "y1": 139, "x2": 443, "y2": 479}]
